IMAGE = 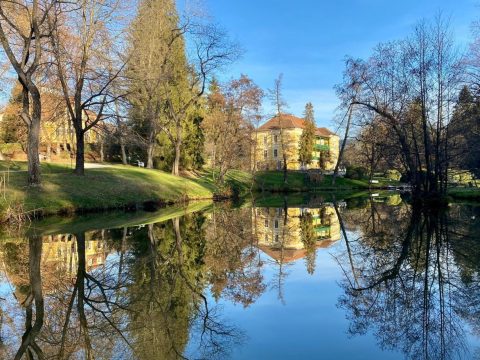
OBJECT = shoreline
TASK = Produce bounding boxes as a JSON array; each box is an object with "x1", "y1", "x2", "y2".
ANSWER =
[{"x1": 1, "y1": 162, "x2": 479, "y2": 223}]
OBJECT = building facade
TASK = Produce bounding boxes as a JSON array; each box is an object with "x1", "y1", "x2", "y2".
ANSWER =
[
  {"x1": 0, "y1": 88, "x2": 103, "y2": 160},
  {"x1": 253, "y1": 206, "x2": 341, "y2": 263},
  {"x1": 253, "y1": 114, "x2": 339, "y2": 171}
]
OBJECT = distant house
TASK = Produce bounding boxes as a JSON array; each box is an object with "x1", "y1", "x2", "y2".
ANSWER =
[
  {"x1": 253, "y1": 114, "x2": 339, "y2": 171},
  {"x1": 0, "y1": 89, "x2": 103, "y2": 159}
]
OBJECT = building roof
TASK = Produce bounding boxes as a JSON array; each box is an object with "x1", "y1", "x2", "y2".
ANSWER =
[
  {"x1": 258, "y1": 239, "x2": 339, "y2": 263},
  {"x1": 258, "y1": 114, "x2": 336, "y2": 137}
]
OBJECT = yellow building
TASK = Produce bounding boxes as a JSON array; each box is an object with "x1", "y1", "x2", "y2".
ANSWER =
[
  {"x1": 42, "y1": 233, "x2": 110, "y2": 275},
  {"x1": 253, "y1": 206, "x2": 341, "y2": 263},
  {"x1": 0, "y1": 88, "x2": 103, "y2": 159},
  {"x1": 253, "y1": 114, "x2": 340, "y2": 171}
]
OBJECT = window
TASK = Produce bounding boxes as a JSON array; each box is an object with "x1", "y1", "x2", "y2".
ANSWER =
[
  {"x1": 264, "y1": 150, "x2": 268, "y2": 159},
  {"x1": 265, "y1": 234, "x2": 269, "y2": 242},
  {"x1": 274, "y1": 220, "x2": 279, "y2": 229},
  {"x1": 265, "y1": 219, "x2": 269, "y2": 227},
  {"x1": 274, "y1": 149, "x2": 278, "y2": 158},
  {"x1": 274, "y1": 135, "x2": 278, "y2": 143},
  {"x1": 275, "y1": 235, "x2": 279, "y2": 243},
  {"x1": 264, "y1": 135, "x2": 267, "y2": 145}
]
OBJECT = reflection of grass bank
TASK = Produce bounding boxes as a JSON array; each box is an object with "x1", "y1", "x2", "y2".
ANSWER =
[
  {"x1": 22, "y1": 201, "x2": 213, "y2": 237},
  {"x1": 448, "y1": 187, "x2": 480, "y2": 201},
  {"x1": 253, "y1": 191, "x2": 370, "y2": 208},
  {"x1": 252, "y1": 191, "x2": 406, "y2": 208}
]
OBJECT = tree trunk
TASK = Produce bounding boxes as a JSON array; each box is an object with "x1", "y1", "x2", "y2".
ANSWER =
[
  {"x1": 74, "y1": 129, "x2": 85, "y2": 175},
  {"x1": 333, "y1": 103, "x2": 354, "y2": 186},
  {"x1": 100, "y1": 140, "x2": 104, "y2": 162},
  {"x1": 146, "y1": 130, "x2": 155, "y2": 169},
  {"x1": 172, "y1": 124, "x2": 182, "y2": 176},
  {"x1": 146, "y1": 142, "x2": 154, "y2": 169},
  {"x1": 120, "y1": 138, "x2": 127, "y2": 165},
  {"x1": 46, "y1": 143, "x2": 51, "y2": 162},
  {"x1": 27, "y1": 98, "x2": 41, "y2": 186},
  {"x1": 172, "y1": 141, "x2": 181, "y2": 176}
]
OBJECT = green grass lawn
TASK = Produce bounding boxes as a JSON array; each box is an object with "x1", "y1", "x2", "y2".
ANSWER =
[
  {"x1": 0, "y1": 162, "x2": 218, "y2": 219},
  {"x1": 253, "y1": 171, "x2": 395, "y2": 191},
  {"x1": 0, "y1": 162, "x2": 414, "y2": 221}
]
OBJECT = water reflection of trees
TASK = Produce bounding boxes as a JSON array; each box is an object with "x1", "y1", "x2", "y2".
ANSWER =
[
  {"x1": 338, "y1": 201, "x2": 480, "y2": 360},
  {"x1": 0, "y1": 210, "x2": 254, "y2": 359},
  {"x1": 205, "y1": 205, "x2": 265, "y2": 307}
]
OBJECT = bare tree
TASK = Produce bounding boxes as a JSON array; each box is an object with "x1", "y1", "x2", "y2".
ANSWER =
[
  {"x1": 203, "y1": 74, "x2": 263, "y2": 184},
  {"x1": 269, "y1": 74, "x2": 290, "y2": 183},
  {"x1": 47, "y1": 0, "x2": 127, "y2": 175},
  {"x1": 336, "y1": 16, "x2": 461, "y2": 197},
  {"x1": 0, "y1": 0, "x2": 55, "y2": 185}
]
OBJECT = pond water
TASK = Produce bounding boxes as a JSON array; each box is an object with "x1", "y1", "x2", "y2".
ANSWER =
[{"x1": 1, "y1": 193, "x2": 480, "y2": 359}]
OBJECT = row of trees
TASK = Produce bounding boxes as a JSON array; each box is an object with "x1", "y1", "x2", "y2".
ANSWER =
[
  {"x1": 0, "y1": 1, "x2": 338, "y2": 189},
  {"x1": 0, "y1": 0, "x2": 244, "y2": 185},
  {"x1": 336, "y1": 15, "x2": 480, "y2": 197}
]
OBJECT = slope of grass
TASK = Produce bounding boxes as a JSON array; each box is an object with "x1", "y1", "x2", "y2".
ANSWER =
[
  {"x1": 0, "y1": 162, "x2": 216, "y2": 218},
  {"x1": 253, "y1": 171, "x2": 376, "y2": 191}
]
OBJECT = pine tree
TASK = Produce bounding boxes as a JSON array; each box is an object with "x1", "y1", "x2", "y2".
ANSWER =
[{"x1": 299, "y1": 102, "x2": 316, "y2": 168}]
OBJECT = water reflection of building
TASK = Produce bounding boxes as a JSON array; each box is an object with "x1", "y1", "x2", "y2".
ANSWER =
[
  {"x1": 42, "y1": 232, "x2": 110, "y2": 274},
  {"x1": 0, "y1": 232, "x2": 109, "y2": 306},
  {"x1": 253, "y1": 206, "x2": 341, "y2": 262}
]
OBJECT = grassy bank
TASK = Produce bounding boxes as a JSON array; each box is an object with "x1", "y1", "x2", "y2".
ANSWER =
[
  {"x1": 253, "y1": 171, "x2": 398, "y2": 192},
  {"x1": 0, "y1": 162, "x2": 221, "y2": 220},
  {"x1": 7, "y1": 162, "x2": 473, "y2": 221},
  {"x1": 0, "y1": 164, "x2": 404, "y2": 221}
]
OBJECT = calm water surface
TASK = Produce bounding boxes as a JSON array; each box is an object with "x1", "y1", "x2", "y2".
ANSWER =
[{"x1": 1, "y1": 194, "x2": 479, "y2": 359}]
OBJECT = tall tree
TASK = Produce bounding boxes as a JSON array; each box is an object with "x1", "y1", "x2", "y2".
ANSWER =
[
  {"x1": 449, "y1": 86, "x2": 480, "y2": 176},
  {"x1": 128, "y1": 1, "x2": 237, "y2": 175},
  {"x1": 48, "y1": 0, "x2": 125, "y2": 175},
  {"x1": 336, "y1": 16, "x2": 461, "y2": 196},
  {"x1": 0, "y1": 0, "x2": 54, "y2": 185},
  {"x1": 269, "y1": 74, "x2": 290, "y2": 183},
  {"x1": 299, "y1": 102, "x2": 316, "y2": 169},
  {"x1": 203, "y1": 74, "x2": 263, "y2": 184}
]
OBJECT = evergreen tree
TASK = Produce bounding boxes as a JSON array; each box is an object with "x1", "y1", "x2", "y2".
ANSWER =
[
  {"x1": 450, "y1": 86, "x2": 480, "y2": 176},
  {"x1": 299, "y1": 102, "x2": 316, "y2": 168},
  {"x1": 181, "y1": 111, "x2": 205, "y2": 170},
  {"x1": 300, "y1": 212, "x2": 316, "y2": 275},
  {"x1": 127, "y1": 0, "x2": 190, "y2": 170}
]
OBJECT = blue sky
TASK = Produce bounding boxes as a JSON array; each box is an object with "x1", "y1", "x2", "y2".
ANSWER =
[{"x1": 201, "y1": 0, "x2": 478, "y2": 128}]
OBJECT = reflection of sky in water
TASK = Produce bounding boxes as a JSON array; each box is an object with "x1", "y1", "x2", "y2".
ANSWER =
[{"x1": 186, "y1": 230, "x2": 404, "y2": 360}]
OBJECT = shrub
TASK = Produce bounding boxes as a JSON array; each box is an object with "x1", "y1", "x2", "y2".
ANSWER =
[
  {"x1": 385, "y1": 169, "x2": 402, "y2": 181},
  {"x1": 346, "y1": 166, "x2": 367, "y2": 180}
]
